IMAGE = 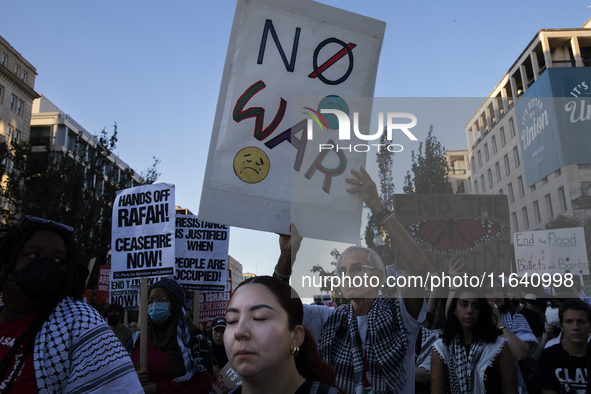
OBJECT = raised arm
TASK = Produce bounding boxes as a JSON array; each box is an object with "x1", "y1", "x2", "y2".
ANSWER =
[
  {"x1": 346, "y1": 167, "x2": 429, "y2": 316},
  {"x1": 275, "y1": 224, "x2": 303, "y2": 279}
]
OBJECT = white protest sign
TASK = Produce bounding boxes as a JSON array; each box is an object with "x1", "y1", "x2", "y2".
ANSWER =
[
  {"x1": 212, "y1": 362, "x2": 241, "y2": 394},
  {"x1": 174, "y1": 215, "x2": 230, "y2": 291},
  {"x1": 514, "y1": 227, "x2": 589, "y2": 276},
  {"x1": 111, "y1": 183, "x2": 176, "y2": 280},
  {"x1": 199, "y1": 0, "x2": 386, "y2": 243}
]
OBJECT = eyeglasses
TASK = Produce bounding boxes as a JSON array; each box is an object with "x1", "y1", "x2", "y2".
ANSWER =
[
  {"x1": 23, "y1": 215, "x2": 74, "y2": 232},
  {"x1": 148, "y1": 297, "x2": 170, "y2": 306},
  {"x1": 336, "y1": 262, "x2": 376, "y2": 277}
]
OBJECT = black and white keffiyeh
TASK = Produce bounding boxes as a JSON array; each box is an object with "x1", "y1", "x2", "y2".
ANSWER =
[
  {"x1": 415, "y1": 327, "x2": 442, "y2": 370},
  {"x1": 501, "y1": 312, "x2": 540, "y2": 394},
  {"x1": 317, "y1": 298, "x2": 407, "y2": 394},
  {"x1": 34, "y1": 297, "x2": 143, "y2": 394},
  {"x1": 433, "y1": 335, "x2": 506, "y2": 394}
]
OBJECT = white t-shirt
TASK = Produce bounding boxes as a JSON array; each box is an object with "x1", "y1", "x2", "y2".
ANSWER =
[{"x1": 303, "y1": 298, "x2": 426, "y2": 394}]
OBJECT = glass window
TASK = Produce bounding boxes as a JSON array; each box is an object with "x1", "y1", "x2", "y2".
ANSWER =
[
  {"x1": 504, "y1": 154, "x2": 510, "y2": 175},
  {"x1": 481, "y1": 175, "x2": 486, "y2": 193},
  {"x1": 508, "y1": 183, "x2": 514, "y2": 204},
  {"x1": 16, "y1": 100, "x2": 23, "y2": 116},
  {"x1": 20, "y1": 71, "x2": 27, "y2": 83},
  {"x1": 0, "y1": 85, "x2": 3, "y2": 103},
  {"x1": 578, "y1": 164, "x2": 591, "y2": 169},
  {"x1": 474, "y1": 180, "x2": 479, "y2": 195},
  {"x1": 530, "y1": 184, "x2": 536, "y2": 191},
  {"x1": 555, "y1": 168, "x2": 561, "y2": 177},
  {"x1": 0, "y1": 54, "x2": 6, "y2": 66},
  {"x1": 488, "y1": 169, "x2": 493, "y2": 188},
  {"x1": 13, "y1": 129, "x2": 20, "y2": 142},
  {"x1": 545, "y1": 194, "x2": 554, "y2": 218},
  {"x1": 7, "y1": 125, "x2": 13, "y2": 140},
  {"x1": 495, "y1": 162, "x2": 501, "y2": 181},
  {"x1": 558, "y1": 187, "x2": 568, "y2": 212},
  {"x1": 582, "y1": 182, "x2": 591, "y2": 195},
  {"x1": 518, "y1": 176, "x2": 525, "y2": 198},
  {"x1": 471, "y1": 156, "x2": 476, "y2": 171},
  {"x1": 478, "y1": 151, "x2": 483, "y2": 168},
  {"x1": 509, "y1": 117, "x2": 516, "y2": 138},
  {"x1": 513, "y1": 146, "x2": 520, "y2": 168},
  {"x1": 499, "y1": 189, "x2": 503, "y2": 195},
  {"x1": 533, "y1": 201, "x2": 541, "y2": 224},
  {"x1": 13, "y1": 65, "x2": 19, "y2": 76},
  {"x1": 29, "y1": 126, "x2": 51, "y2": 146},
  {"x1": 9, "y1": 95, "x2": 15, "y2": 110},
  {"x1": 500, "y1": 127, "x2": 506, "y2": 147},
  {"x1": 512, "y1": 212, "x2": 519, "y2": 232},
  {"x1": 522, "y1": 207, "x2": 530, "y2": 229},
  {"x1": 491, "y1": 135, "x2": 498, "y2": 154},
  {"x1": 542, "y1": 177, "x2": 548, "y2": 185},
  {"x1": 484, "y1": 143, "x2": 490, "y2": 162}
]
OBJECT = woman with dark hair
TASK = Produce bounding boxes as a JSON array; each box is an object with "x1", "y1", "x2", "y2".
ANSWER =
[
  {"x1": 224, "y1": 276, "x2": 342, "y2": 394},
  {"x1": 129, "y1": 278, "x2": 214, "y2": 394},
  {"x1": 431, "y1": 288, "x2": 518, "y2": 393},
  {"x1": 0, "y1": 216, "x2": 143, "y2": 393}
]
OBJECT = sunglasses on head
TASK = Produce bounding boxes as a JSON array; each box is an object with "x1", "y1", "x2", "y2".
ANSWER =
[{"x1": 23, "y1": 215, "x2": 74, "y2": 233}]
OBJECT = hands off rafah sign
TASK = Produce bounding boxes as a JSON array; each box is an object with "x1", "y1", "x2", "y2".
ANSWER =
[
  {"x1": 199, "y1": 0, "x2": 387, "y2": 243},
  {"x1": 175, "y1": 215, "x2": 230, "y2": 291}
]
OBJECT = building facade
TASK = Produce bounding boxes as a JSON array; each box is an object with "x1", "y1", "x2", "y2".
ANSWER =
[
  {"x1": 228, "y1": 255, "x2": 243, "y2": 292},
  {"x1": 462, "y1": 19, "x2": 591, "y2": 236},
  {"x1": 30, "y1": 96, "x2": 144, "y2": 189}
]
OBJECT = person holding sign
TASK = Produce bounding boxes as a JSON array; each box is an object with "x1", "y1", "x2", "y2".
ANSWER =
[
  {"x1": 129, "y1": 279, "x2": 213, "y2": 394},
  {"x1": 224, "y1": 276, "x2": 342, "y2": 394},
  {"x1": 0, "y1": 216, "x2": 143, "y2": 393},
  {"x1": 430, "y1": 287, "x2": 518, "y2": 393},
  {"x1": 275, "y1": 167, "x2": 430, "y2": 394}
]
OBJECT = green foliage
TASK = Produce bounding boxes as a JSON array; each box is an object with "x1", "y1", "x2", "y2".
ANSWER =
[
  {"x1": 403, "y1": 125, "x2": 453, "y2": 194},
  {"x1": 365, "y1": 133, "x2": 396, "y2": 267},
  {"x1": 310, "y1": 248, "x2": 346, "y2": 304},
  {"x1": 0, "y1": 124, "x2": 160, "y2": 288}
]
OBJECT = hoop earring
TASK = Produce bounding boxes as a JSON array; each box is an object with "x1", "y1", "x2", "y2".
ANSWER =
[{"x1": 290, "y1": 346, "x2": 299, "y2": 356}]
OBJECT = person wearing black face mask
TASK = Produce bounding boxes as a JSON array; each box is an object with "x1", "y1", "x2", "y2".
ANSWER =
[
  {"x1": 0, "y1": 216, "x2": 143, "y2": 393},
  {"x1": 106, "y1": 303, "x2": 134, "y2": 346}
]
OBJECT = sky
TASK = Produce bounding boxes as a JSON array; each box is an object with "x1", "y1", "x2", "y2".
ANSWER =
[{"x1": 2, "y1": 0, "x2": 590, "y2": 279}]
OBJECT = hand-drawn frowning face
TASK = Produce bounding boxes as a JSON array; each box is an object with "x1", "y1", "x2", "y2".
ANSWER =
[{"x1": 233, "y1": 147, "x2": 270, "y2": 183}]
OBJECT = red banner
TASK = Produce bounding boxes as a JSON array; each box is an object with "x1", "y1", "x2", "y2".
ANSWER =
[
  {"x1": 199, "y1": 272, "x2": 232, "y2": 322},
  {"x1": 96, "y1": 265, "x2": 111, "y2": 305}
]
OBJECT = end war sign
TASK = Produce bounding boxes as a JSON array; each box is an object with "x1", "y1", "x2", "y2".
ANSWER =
[
  {"x1": 111, "y1": 183, "x2": 176, "y2": 280},
  {"x1": 175, "y1": 215, "x2": 230, "y2": 291}
]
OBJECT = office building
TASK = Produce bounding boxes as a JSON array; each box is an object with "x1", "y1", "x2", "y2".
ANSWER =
[{"x1": 463, "y1": 18, "x2": 591, "y2": 235}]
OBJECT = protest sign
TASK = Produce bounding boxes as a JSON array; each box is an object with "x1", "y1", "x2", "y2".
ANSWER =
[
  {"x1": 212, "y1": 362, "x2": 241, "y2": 394},
  {"x1": 199, "y1": 0, "x2": 386, "y2": 243},
  {"x1": 175, "y1": 215, "x2": 230, "y2": 291},
  {"x1": 514, "y1": 227, "x2": 589, "y2": 276},
  {"x1": 111, "y1": 183, "x2": 176, "y2": 280},
  {"x1": 199, "y1": 276, "x2": 232, "y2": 322},
  {"x1": 96, "y1": 265, "x2": 111, "y2": 305},
  {"x1": 392, "y1": 194, "x2": 512, "y2": 275}
]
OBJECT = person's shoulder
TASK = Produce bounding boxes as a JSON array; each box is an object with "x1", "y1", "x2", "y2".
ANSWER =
[
  {"x1": 540, "y1": 343, "x2": 563, "y2": 359},
  {"x1": 54, "y1": 297, "x2": 105, "y2": 328}
]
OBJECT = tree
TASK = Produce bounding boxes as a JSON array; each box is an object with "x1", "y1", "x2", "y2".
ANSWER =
[
  {"x1": 310, "y1": 248, "x2": 347, "y2": 304},
  {"x1": 403, "y1": 125, "x2": 453, "y2": 194},
  {"x1": 0, "y1": 124, "x2": 160, "y2": 288},
  {"x1": 365, "y1": 132, "x2": 396, "y2": 266}
]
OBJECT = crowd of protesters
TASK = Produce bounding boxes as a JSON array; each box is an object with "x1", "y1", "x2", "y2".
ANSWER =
[{"x1": 1, "y1": 168, "x2": 591, "y2": 393}]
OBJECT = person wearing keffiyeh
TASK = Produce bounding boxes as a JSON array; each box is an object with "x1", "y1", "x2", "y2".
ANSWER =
[
  {"x1": 0, "y1": 216, "x2": 143, "y2": 394},
  {"x1": 129, "y1": 278, "x2": 213, "y2": 394},
  {"x1": 275, "y1": 167, "x2": 430, "y2": 394},
  {"x1": 431, "y1": 288, "x2": 518, "y2": 393}
]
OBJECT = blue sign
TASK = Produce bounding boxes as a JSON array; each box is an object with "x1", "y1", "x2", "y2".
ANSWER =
[{"x1": 515, "y1": 68, "x2": 591, "y2": 187}]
